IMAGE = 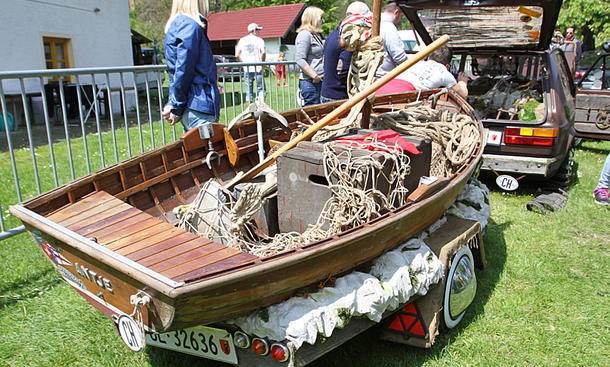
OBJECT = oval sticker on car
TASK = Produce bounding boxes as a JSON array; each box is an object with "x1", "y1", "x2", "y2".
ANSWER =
[{"x1": 496, "y1": 175, "x2": 519, "y2": 191}]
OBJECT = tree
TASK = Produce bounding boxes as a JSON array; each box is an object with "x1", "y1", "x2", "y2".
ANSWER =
[
  {"x1": 557, "y1": 0, "x2": 610, "y2": 50},
  {"x1": 130, "y1": 0, "x2": 172, "y2": 51}
]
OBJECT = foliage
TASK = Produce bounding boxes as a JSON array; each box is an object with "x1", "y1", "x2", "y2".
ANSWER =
[
  {"x1": 130, "y1": 0, "x2": 172, "y2": 52},
  {"x1": 557, "y1": 0, "x2": 610, "y2": 48}
]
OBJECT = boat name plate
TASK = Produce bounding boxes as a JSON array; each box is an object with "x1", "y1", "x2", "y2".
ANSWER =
[{"x1": 146, "y1": 325, "x2": 237, "y2": 364}]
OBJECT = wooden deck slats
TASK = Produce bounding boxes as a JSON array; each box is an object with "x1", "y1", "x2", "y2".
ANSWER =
[
  {"x1": 106, "y1": 222, "x2": 171, "y2": 251},
  {"x1": 84, "y1": 213, "x2": 159, "y2": 244},
  {"x1": 57, "y1": 199, "x2": 130, "y2": 229},
  {"x1": 69, "y1": 207, "x2": 141, "y2": 234},
  {"x1": 158, "y1": 247, "x2": 245, "y2": 279},
  {"x1": 117, "y1": 228, "x2": 188, "y2": 257},
  {"x1": 142, "y1": 239, "x2": 221, "y2": 269},
  {"x1": 173, "y1": 252, "x2": 258, "y2": 283},
  {"x1": 45, "y1": 191, "x2": 259, "y2": 282},
  {"x1": 47, "y1": 191, "x2": 118, "y2": 223}
]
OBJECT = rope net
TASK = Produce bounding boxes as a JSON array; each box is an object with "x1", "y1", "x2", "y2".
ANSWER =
[{"x1": 176, "y1": 104, "x2": 480, "y2": 257}]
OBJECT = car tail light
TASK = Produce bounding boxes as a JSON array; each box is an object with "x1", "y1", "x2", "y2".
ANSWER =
[
  {"x1": 251, "y1": 338, "x2": 269, "y2": 355},
  {"x1": 504, "y1": 127, "x2": 557, "y2": 146},
  {"x1": 270, "y1": 343, "x2": 290, "y2": 362}
]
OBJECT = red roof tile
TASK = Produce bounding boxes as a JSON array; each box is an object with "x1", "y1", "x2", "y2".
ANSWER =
[{"x1": 207, "y1": 3, "x2": 306, "y2": 41}]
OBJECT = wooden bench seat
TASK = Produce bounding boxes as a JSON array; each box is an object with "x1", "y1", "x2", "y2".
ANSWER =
[{"x1": 46, "y1": 191, "x2": 258, "y2": 282}]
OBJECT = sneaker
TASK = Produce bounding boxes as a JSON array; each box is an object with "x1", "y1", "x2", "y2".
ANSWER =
[{"x1": 593, "y1": 187, "x2": 610, "y2": 205}]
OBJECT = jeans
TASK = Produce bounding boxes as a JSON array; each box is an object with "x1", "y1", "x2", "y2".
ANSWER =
[
  {"x1": 320, "y1": 95, "x2": 343, "y2": 104},
  {"x1": 598, "y1": 153, "x2": 610, "y2": 189},
  {"x1": 181, "y1": 109, "x2": 217, "y2": 137},
  {"x1": 299, "y1": 79, "x2": 321, "y2": 106},
  {"x1": 244, "y1": 71, "x2": 265, "y2": 103}
]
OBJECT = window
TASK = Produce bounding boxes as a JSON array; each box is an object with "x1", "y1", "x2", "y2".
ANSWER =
[{"x1": 43, "y1": 37, "x2": 71, "y2": 70}]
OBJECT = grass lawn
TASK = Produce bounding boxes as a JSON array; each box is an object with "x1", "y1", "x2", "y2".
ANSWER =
[{"x1": 0, "y1": 128, "x2": 608, "y2": 366}]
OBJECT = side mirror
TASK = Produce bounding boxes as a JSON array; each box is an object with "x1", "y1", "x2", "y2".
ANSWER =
[{"x1": 603, "y1": 41, "x2": 610, "y2": 53}]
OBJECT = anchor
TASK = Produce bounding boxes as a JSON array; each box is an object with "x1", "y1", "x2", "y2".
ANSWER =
[{"x1": 227, "y1": 94, "x2": 292, "y2": 163}]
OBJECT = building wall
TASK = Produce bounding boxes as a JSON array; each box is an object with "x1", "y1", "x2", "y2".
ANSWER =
[{"x1": 1, "y1": 0, "x2": 133, "y2": 92}]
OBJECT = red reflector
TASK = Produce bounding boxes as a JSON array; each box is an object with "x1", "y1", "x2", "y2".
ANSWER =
[
  {"x1": 505, "y1": 127, "x2": 521, "y2": 135},
  {"x1": 271, "y1": 344, "x2": 289, "y2": 362},
  {"x1": 386, "y1": 301, "x2": 428, "y2": 338},
  {"x1": 251, "y1": 339, "x2": 269, "y2": 355}
]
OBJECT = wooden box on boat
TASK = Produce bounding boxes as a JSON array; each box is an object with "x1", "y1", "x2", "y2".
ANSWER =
[{"x1": 277, "y1": 132, "x2": 432, "y2": 233}]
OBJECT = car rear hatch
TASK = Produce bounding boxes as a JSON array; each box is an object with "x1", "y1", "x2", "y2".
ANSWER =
[{"x1": 396, "y1": 0, "x2": 562, "y2": 52}]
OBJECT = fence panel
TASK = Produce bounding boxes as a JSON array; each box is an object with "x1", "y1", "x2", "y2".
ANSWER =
[{"x1": 0, "y1": 61, "x2": 299, "y2": 240}]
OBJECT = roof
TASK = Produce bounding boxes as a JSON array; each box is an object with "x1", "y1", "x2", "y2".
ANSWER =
[
  {"x1": 207, "y1": 3, "x2": 307, "y2": 41},
  {"x1": 131, "y1": 29, "x2": 151, "y2": 44}
]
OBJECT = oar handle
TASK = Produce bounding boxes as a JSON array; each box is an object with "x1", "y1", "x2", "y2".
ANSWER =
[{"x1": 225, "y1": 35, "x2": 450, "y2": 190}]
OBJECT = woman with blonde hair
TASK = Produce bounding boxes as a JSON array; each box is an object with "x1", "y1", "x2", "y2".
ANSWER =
[
  {"x1": 295, "y1": 6, "x2": 325, "y2": 106},
  {"x1": 163, "y1": 0, "x2": 220, "y2": 137}
]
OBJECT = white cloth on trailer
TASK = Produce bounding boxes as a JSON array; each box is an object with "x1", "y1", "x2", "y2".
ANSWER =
[{"x1": 230, "y1": 241, "x2": 443, "y2": 350}]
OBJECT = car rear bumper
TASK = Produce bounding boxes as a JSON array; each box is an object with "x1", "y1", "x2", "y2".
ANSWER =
[{"x1": 481, "y1": 153, "x2": 564, "y2": 177}]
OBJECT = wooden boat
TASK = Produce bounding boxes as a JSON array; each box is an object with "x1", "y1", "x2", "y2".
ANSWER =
[
  {"x1": 10, "y1": 87, "x2": 483, "y2": 334},
  {"x1": 10, "y1": 30, "x2": 484, "y2": 340}
]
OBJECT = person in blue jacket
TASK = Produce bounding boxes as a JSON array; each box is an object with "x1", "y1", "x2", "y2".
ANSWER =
[{"x1": 163, "y1": 0, "x2": 220, "y2": 137}]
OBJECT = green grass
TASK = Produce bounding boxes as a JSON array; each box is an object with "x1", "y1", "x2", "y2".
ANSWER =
[{"x1": 0, "y1": 128, "x2": 608, "y2": 365}]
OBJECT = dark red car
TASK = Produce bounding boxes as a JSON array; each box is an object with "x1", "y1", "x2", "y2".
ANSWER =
[{"x1": 398, "y1": 0, "x2": 575, "y2": 191}]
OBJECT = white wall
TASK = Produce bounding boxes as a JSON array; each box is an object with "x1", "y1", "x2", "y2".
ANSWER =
[
  {"x1": 1, "y1": 0, "x2": 133, "y2": 93},
  {"x1": 264, "y1": 38, "x2": 295, "y2": 62}
]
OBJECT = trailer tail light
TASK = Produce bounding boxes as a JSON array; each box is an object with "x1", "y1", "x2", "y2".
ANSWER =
[
  {"x1": 233, "y1": 331, "x2": 250, "y2": 349},
  {"x1": 271, "y1": 343, "x2": 290, "y2": 362},
  {"x1": 504, "y1": 127, "x2": 557, "y2": 146},
  {"x1": 387, "y1": 301, "x2": 428, "y2": 339},
  {"x1": 251, "y1": 338, "x2": 269, "y2": 356}
]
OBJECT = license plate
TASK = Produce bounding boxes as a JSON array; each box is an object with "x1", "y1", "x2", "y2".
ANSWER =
[
  {"x1": 486, "y1": 129, "x2": 503, "y2": 146},
  {"x1": 146, "y1": 326, "x2": 237, "y2": 364}
]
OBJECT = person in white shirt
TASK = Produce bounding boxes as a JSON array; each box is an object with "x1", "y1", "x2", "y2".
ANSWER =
[
  {"x1": 376, "y1": 46, "x2": 468, "y2": 99},
  {"x1": 376, "y1": 1, "x2": 409, "y2": 78},
  {"x1": 236, "y1": 23, "x2": 266, "y2": 103}
]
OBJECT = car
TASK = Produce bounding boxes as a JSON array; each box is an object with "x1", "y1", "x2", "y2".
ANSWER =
[
  {"x1": 398, "y1": 29, "x2": 423, "y2": 52},
  {"x1": 398, "y1": 0, "x2": 575, "y2": 191},
  {"x1": 213, "y1": 54, "x2": 241, "y2": 81},
  {"x1": 573, "y1": 41, "x2": 610, "y2": 140}
]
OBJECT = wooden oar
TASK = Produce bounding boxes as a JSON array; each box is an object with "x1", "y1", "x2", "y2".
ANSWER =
[{"x1": 225, "y1": 35, "x2": 450, "y2": 190}]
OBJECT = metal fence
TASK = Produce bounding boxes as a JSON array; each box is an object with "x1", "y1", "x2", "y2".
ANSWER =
[{"x1": 0, "y1": 61, "x2": 300, "y2": 240}]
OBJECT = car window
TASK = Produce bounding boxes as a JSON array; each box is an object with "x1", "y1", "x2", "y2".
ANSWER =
[
  {"x1": 458, "y1": 53, "x2": 545, "y2": 121},
  {"x1": 580, "y1": 55, "x2": 610, "y2": 90}
]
